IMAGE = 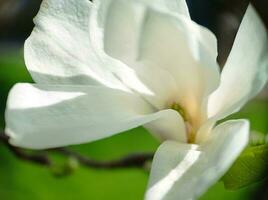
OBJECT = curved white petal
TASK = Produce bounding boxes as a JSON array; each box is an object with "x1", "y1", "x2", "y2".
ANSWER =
[
  {"x1": 208, "y1": 4, "x2": 268, "y2": 120},
  {"x1": 96, "y1": 0, "x2": 219, "y2": 117},
  {"x1": 5, "y1": 84, "x2": 186, "y2": 149},
  {"x1": 103, "y1": 0, "x2": 189, "y2": 64},
  {"x1": 133, "y1": 64, "x2": 181, "y2": 109},
  {"x1": 139, "y1": 8, "x2": 220, "y2": 120},
  {"x1": 141, "y1": 0, "x2": 190, "y2": 17},
  {"x1": 144, "y1": 109, "x2": 187, "y2": 143},
  {"x1": 103, "y1": 0, "x2": 146, "y2": 63},
  {"x1": 146, "y1": 120, "x2": 249, "y2": 200},
  {"x1": 25, "y1": 0, "x2": 126, "y2": 90},
  {"x1": 90, "y1": 0, "x2": 182, "y2": 109},
  {"x1": 95, "y1": 0, "x2": 190, "y2": 18}
]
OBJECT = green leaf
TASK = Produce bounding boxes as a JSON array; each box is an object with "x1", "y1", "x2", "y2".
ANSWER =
[{"x1": 223, "y1": 144, "x2": 268, "y2": 190}]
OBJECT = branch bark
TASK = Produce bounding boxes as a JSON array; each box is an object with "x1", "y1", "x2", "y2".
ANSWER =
[
  {"x1": 0, "y1": 131, "x2": 154, "y2": 170},
  {"x1": 0, "y1": 131, "x2": 52, "y2": 166},
  {"x1": 54, "y1": 148, "x2": 154, "y2": 169}
]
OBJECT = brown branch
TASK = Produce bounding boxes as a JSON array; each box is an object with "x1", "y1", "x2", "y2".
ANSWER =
[
  {"x1": 0, "y1": 131, "x2": 51, "y2": 166},
  {"x1": 53, "y1": 148, "x2": 154, "y2": 169},
  {"x1": 0, "y1": 131, "x2": 154, "y2": 170}
]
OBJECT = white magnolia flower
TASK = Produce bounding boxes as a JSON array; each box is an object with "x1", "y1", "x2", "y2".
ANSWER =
[{"x1": 5, "y1": 0, "x2": 268, "y2": 199}]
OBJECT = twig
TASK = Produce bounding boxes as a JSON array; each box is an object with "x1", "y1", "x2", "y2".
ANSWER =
[
  {"x1": 0, "y1": 131, "x2": 51, "y2": 166},
  {"x1": 0, "y1": 131, "x2": 154, "y2": 170},
  {"x1": 53, "y1": 148, "x2": 154, "y2": 169}
]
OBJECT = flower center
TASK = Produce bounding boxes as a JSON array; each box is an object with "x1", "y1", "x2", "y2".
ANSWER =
[{"x1": 171, "y1": 103, "x2": 197, "y2": 144}]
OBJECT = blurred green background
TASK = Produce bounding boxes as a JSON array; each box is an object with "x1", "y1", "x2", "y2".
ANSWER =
[{"x1": 0, "y1": 0, "x2": 268, "y2": 200}]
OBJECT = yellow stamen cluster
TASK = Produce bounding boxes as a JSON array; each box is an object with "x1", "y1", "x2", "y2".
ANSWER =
[{"x1": 171, "y1": 103, "x2": 196, "y2": 144}]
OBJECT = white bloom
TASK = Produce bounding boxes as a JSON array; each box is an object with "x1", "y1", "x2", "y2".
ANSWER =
[{"x1": 5, "y1": 0, "x2": 268, "y2": 199}]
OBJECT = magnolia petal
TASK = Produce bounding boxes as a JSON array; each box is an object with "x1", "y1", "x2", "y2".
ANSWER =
[
  {"x1": 139, "y1": 8, "x2": 220, "y2": 120},
  {"x1": 146, "y1": 120, "x2": 249, "y2": 200},
  {"x1": 95, "y1": 0, "x2": 190, "y2": 18},
  {"x1": 90, "y1": 0, "x2": 181, "y2": 109},
  {"x1": 144, "y1": 109, "x2": 187, "y2": 143},
  {"x1": 101, "y1": 0, "x2": 219, "y2": 116},
  {"x1": 142, "y1": 0, "x2": 190, "y2": 17},
  {"x1": 5, "y1": 84, "x2": 187, "y2": 149},
  {"x1": 25, "y1": 0, "x2": 126, "y2": 89},
  {"x1": 195, "y1": 118, "x2": 215, "y2": 143},
  {"x1": 5, "y1": 83, "x2": 150, "y2": 149},
  {"x1": 103, "y1": 0, "x2": 146, "y2": 64},
  {"x1": 132, "y1": 64, "x2": 181, "y2": 109},
  {"x1": 165, "y1": 0, "x2": 190, "y2": 17},
  {"x1": 208, "y1": 4, "x2": 268, "y2": 120},
  {"x1": 103, "y1": 0, "x2": 190, "y2": 64}
]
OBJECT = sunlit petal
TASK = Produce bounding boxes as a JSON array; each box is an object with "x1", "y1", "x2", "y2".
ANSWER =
[
  {"x1": 146, "y1": 120, "x2": 249, "y2": 200},
  {"x1": 208, "y1": 4, "x2": 268, "y2": 120},
  {"x1": 6, "y1": 83, "x2": 187, "y2": 149}
]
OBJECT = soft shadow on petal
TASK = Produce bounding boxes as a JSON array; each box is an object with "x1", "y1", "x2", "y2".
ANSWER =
[
  {"x1": 99, "y1": 0, "x2": 219, "y2": 117},
  {"x1": 146, "y1": 120, "x2": 249, "y2": 200},
  {"x1": 102, "y1": 0, "x2": 190, "y2": 64},
  {"x1": 91, "y1": 0, "x2": 181, "y2": 109},
  {"x1": 144, "y1": 109, "x2": 187, "y2": 143},
  {"x1": 25, "y1": 0, "x2": 126, "y2": 90},
  {"x1": 138, "y1": 8, "x2": 220, "y2": 121},
  {"x1": 29, "y1": 71, "x2": 101, "y2": 86}
]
